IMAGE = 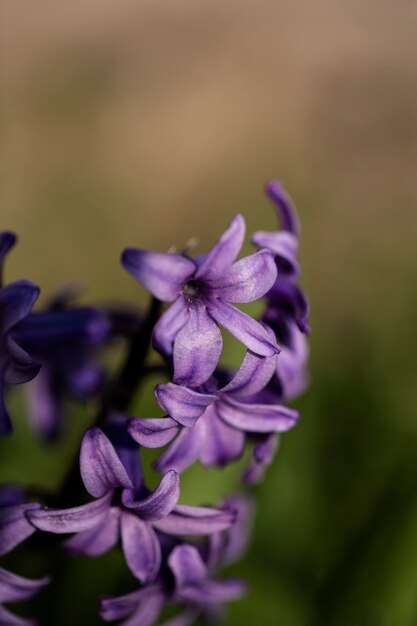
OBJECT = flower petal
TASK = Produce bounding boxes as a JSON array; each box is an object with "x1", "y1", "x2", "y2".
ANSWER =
[
  {"x1": 168, "y1": 544, "x2": 207, "y2": 587},
  {"x1": 211, "y1": 249, "x2": 277, "y2": 303},
  {"x1": 251, "y1": 231, "x2": 300, "y2": 276},
  {"x1": 155, "y1": 383, "x2": 216, "y2": 427},
  {"x1": 0, "y1": 503, "x2": 41, "y2": 556},
  {"x1": 0, "y1": 232, "x2": 16, "y2": 267},
  {"x1": 243, "y1": 434, "x2": 280, "y2": 485},
  {"x1": 208, "y1": 299, "x2": 278, "y2": 356},
  {"x1": 120, "y1": 512, "x2": 161, "y2": 583},
  {"x1": 0, "y1": 604, "x2": 37, "y2": 626},
  {"x1": 80, "y1": 427, "x2": 134, "y2": 498},
  {"x1": 265, "y1": 180, "x2": 300, "y2": 236},
  {"x1": 0, "y1": 567, "x2": 49, "y2": 603},
  {"x1": 99, "y1": 585, "x2": 163, "y2": 622},
  {"x1": 63, "y1": 506, "x2": 121, "y2": 556},
  {"x1": 217, "y1": 397, "x2": 299, "y2": 433},
  {"x1": 155, "y1": 427, "x2": 201, "y2": 475},
  {"x1": 4, "y1": 338, "x2": 41, "y2": 385},
  {"x1": 26, "y1": 493, "x2": 112, "y2": 534},
  {"x1": 195, "y1": 214, "x2": 245, "y2": 280},
  {"x1": 173, "y1": 304, "x2": 222, "y2": 387},
  {"x1": 122, "y1": 470, "x2": 179, "y2": 521},
  {"x1": 127, "y1": 417, "x2": 179, "y2": 449},
  {"x1": 0, "y1": 281, "x2": 39, "y2": 333},
  {"x1": 221, "y1": 327, "x2": 277, "y2": 397},
  {"x1": 101, "y1": 587, "x2": 163, "y2": 626},
  {"x1": 179, "y1": 579, "x2": 246, "y2": 605},
  {"x1": 0, "y1": 377, "x2": 12, "y2": 434},
  {"x1": 199, "y1": 408, "x2": 245, "y2": 467},
  {"x1": 152, "y1": 299, "x2": 189, "y2": 356},
  {"x1": 153, "y1": 504, "x2": 235, "y2": 536},
  {"x1": 122, "y1": 250, "x2": 195, "y2": 302}
]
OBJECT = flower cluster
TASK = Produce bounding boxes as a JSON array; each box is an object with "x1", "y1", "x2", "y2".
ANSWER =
[{"x1": 0, "y1": 182, "x2": 309, "y2": 625}]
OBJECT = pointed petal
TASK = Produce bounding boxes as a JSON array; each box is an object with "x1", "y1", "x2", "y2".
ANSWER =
[
  {"x1": 63, "y1": 507, "x2": 120, "y2": 556},
  {"x1": 26, "y1": 493, "x2": 112, "y2": 533},
  {"x1": 243, "y1": 434, "x2": 280, "y2": 485},
  {"x1": 173, "y1": 305, "x2": 222, "y2": 387},
  {"x1": 168, "y1": 544, "x2": 207, "y2": 587},
  {"x1": 80, "y1": 427, "x2": 133, "y2": 498},
  {"x1": 155, "y1": 383, "x2": 216, "y2": 427},
  {"x1": 99, "y1": 585, "x2": 163, "y2": 621},
  {"x1": 104, "y1": 417, "x2": 143, "y2": 492},
  {"x1": 155, "y1": 427, "x2": 201, "y2": 474},
  {"x1": 221, "y1": 326, "x2": 277, "y2": 397},
  {"x1": 251, "y1": 231, "x2": 300, "y2": 275},
  {"x1": 26, "y1": 368, "x2": 61, "y2": 439},
  {"x1": 0, "y1": 503, "x2": 41, "y2": 555},
  {"x1": 217, "y1": 397, "x2": 299, "y2": 433},
  {"x1": 0, "y1": 281, "x2": 39, "y2": 332},
  {"x1": 102, "y1": 591, "x2": 163, "y2": 626},
  {"x1": 120, "y1": 513, "x2": 161, "y2": 583},
  {"x1": 195, "y1": 214, "x2": 245, "y2": 280},
  {"x1": 268, "y1": 281, "x2": 310, "y2": 334},
  {"x1": 122, "y1": 249, "x2": 195, "y2": 302},
  {"x1": 4, "y1": 337, "x2": 41, "y2": 385},
  {"x1": 179, "y1": 579, "x2": 246, "y2": 604},
  {"x1": 211, "y1": 250, "x2": 277, "y2": 303},
  {"x1": 153, "y1": 504, "x2": 235, "y2": 536},
  {"x1": 0, "y1": 567, "x2": 49, "y2": 603},
  {"x1": 122, "y1": 470, "x2": 179, "y2": 521},
  {"x1": 265, "y1": 180, "x2": 300, "y2": 236},
  {"x1": 208, "y1": 299, "x2": 279, "y2": 356},
  {"x1": 199, "y1": 409, "x2": 245, "y2": 467},
  {"x1": 127, "y1": 417, "x2": 179, "y2": 448},
  {"x1": 152, "y1": 299, "x2": 189, "y2": 356},
  {"x1": 0, "y1": 604, "x2": 37, "y2": 626}
]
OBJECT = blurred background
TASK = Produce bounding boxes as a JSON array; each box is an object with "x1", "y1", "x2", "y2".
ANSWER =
[{"x1": 1, "y1": 1, "x2": 417, "y2": 625}]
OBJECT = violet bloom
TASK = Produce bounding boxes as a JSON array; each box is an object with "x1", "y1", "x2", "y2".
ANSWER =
[
  {"x1": 0, "y1": 232, "x2": 41, "y2": 434},
  {"x1": 27, "y1": 426, "x2": 235, "y2": 584},
  {"x1": 122, "y1": 214, "x2": 279, "y2": 387},
  {"x1": 0, "y1": 487, "x2": 49, "y2": 626},
  {"x1": 128, "y1": 337, "x2": 299, "y2": 474},
  {"x1": 99, "y1": 496, "x2": 251, "y2": 626},
  {"x1": 12, "y1": 302, "x2": 110, "y2": 439}
]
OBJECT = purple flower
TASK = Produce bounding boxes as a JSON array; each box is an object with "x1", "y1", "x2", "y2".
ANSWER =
[
  {"x1": 127, "y1": 338, "x2": 299, "y2": 474},
  {"x1": 12, "y1": 298, "x2": 110, "y2": 439},
  {"x1": 122, "y1": 215, "x2": 279, "y2": 387},
  {"x1": 0, "y1": 487, "x2": 49, "y2": 626},
  {"x1": 0, "y1": 232, "x2": 41, "y2": 434},
  {"x1": 99, "y1": 496, "x2": 250, "y2": 626},
  {"x1": 27, "y1": 426, "x2": 235, "y2": 584}
]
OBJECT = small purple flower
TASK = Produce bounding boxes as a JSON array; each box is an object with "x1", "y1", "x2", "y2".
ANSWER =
[
  {"x1": 27, "y1": 426, "x2": 235, "y2": 584},
  {"x1": 122, "y1": 215, "x2": 279, "y2": 387},
  {"x1": 0, "y1": 232, "x2": 41, "y2": 434},
  {"x1": 12, "y1": 298, "x2": 110, "y2": 439},
  {"x1": 127, "y1": 339, "x2": 299, "y2": 474}
]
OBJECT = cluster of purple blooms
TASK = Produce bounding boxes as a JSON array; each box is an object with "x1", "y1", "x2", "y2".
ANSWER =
[{"x1": 0, "y1": 182, "x2": 310, "y2": 625}]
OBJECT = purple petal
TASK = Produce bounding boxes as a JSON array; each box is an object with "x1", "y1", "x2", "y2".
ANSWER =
[
  {"x1": 0, "y1": 503, "x2": 41, "y2": 555},
  {"x1": 155, "y1": 383, "x2": 216, "y2": 427},
  {"x1": 0, "y1": 605, "x2": 37, "y2": 626},
  {"x1": 127, "y1": 417, "x2": 179, "y2": 449},
  {"x1": 80, "y1": 427, "x2": 133, "y2": 498},
  {"x1": 26, "y1": 493, "x2": 112, "y2": 533},
  {"x1": 122, "y1": 250, "x2": 195, "y2": 302},
  {"x1": 104, "y1": 416, "x2": 144, "y2": 492},
  {"x1": 26, "y1": 368, "x2": 61, "y2": 439},
  {"x1": 217, "y1": 397, "x2": 299, "y2": 433},
  {"x1": 173, "y1": 304, "x2": 222, "y2": 387},
  {"x1": 4, "y1": 337, "x2": 41, "y2": 385},
  {"x1": 195, "y1": 214, "x2": 245, "y2": 280},
  {"x1": 208, "y1": 299, "x2": 279, "y2": 356},
  {"x1": 251, "y1": 231, "x2": 300, "y2": 276},
  {"x1": 211, "y1": 249, "x2": 277, "y2": 303},
  {"x1": 153, "y1": 504, "x2": 235, "y2": 536},
  {"x1": 63, "y1": 507, "x2": 120, "y2": 556},
  {"x1": 265, "y1": 180, "x2": 300, "y2": 236},
  {"x1": 179, "y1": 579, "x2": 246, "y2": 604},
  {"x1": 0, "y1": 567, "x2": 49, "y2": 603},
  {"x1": 122, "y1": 470, "x2": 179, "y2": 521},
  {"x1": 0, "y1": 281, "x2": 39, "y2": 333},
  {"x1": 0, "y1": 377, "x2": 12, "y2": 434},
  {"x1": 243, "y1": 434, "x2": 280, "y2": 485},
  {"x1": 267, "y1": 281, "x2": 310, "y2": 334},
  {"x1": 0, "y1": 232, "x2": 16, "y2": 266},
  {"x1": 276, "y1": 328, "x2": 309, "y2": 400},
  {"x1": 221, "y1": 328, "x2": 277, "y2": 397},
  {"x1": 100, "y1": 587, "x2": 163, "y2": 626},
  {"x1": 152, "y1": 299, "x2": 189, "y2": 356},
  {"x1": 155, "y1": 427, "x2": 201, "y2": 475},
  {"x1": 120, "y1": 512, "x2": 161, "y2": 583},
  {"x1": 168, "y1": 544, "x2": 207, "y2": 587},
  {"x1": 199, "y1": 408, "x2": 245, "y2": 467}
]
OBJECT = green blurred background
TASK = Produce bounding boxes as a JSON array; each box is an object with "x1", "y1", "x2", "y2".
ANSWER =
[{"x1": 1, "y1": 1, "x2": 417, "y2": 625}]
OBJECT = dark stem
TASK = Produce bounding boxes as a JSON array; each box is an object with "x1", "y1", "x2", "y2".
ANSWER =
[{"x1": 53, "y1": 297, "x2": 162, "y2": 506}]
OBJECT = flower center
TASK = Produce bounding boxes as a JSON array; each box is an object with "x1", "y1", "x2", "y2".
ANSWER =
[{"x1": 183, "y1": 279, "x2": 203, "y2": 302}]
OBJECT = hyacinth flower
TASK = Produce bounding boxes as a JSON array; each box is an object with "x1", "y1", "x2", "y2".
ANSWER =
[
  {"x1": 0, "y1": 487, "x2": 49, "y2": 626},
  {"x1": 27, "y1": 426, "x2": 235, "y2": 584},
  {"x1": 127, "y1": 336, "x2": 298, "y2": 474},
  {"x1": 122, "y1": 214, "x2": 279, "y2": 387},
  {"x1": 99, "y1": 496, "x2": 251, "y2": 626},
  {"x1": 0, "y1": 232, "x2": 41, "y2": 434},
  {"x1": 12, "y1": 298, "x2": 111, "y2": 438}
]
